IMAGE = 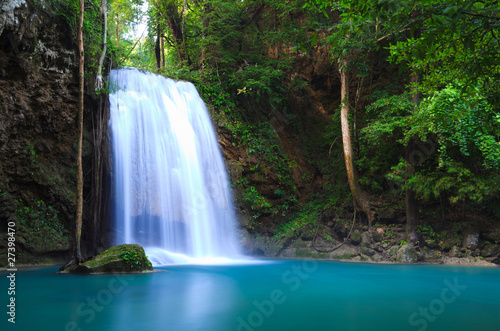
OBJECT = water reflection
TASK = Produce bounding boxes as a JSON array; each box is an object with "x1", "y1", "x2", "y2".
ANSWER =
[{"x1": 102, "y1": 268, "x2": 237, "y2": 331}]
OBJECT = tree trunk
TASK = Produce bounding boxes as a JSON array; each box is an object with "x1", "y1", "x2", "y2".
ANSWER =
[
  {"x1": 405, "y1": 73, "x2": 420, "y2": 241},
  {"x1": 406, "y1": 12, "x2": 421, "y2": 242},
  {"x1": 155, "y1": 21, "x2": 161, "y2": 69},
  {"x1": 200, "y1": 0, "x2": 211, "y2": 71},
  {"x1": 160, "y1": 35, "x2": 165, "y2": 68},
  {"x1": 95, "y1": 0, "x2": 107, "y2": 90},
  {"x1": 340, "y1": 59, "x2": 373, "y2": 225},
  {"x1": 116, "y1": 13, "x2": 119, "y2": 48},
  {"x1": 75, "y1": 0, "x2": 85, "y2": 263}
]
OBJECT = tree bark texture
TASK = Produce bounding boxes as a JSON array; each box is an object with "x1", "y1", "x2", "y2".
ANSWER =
[
  {"x1": 405, "y1": 72, "x2": 420, "y2": 241},
  {"x1": 340, "y1": 59, "x2": 373, "y2": 225},
  {"x1": 75, "y1": 0, "x2": 85, "y2": 263},
  {"x1": 95, "y1": 0, "x2": 107, "y2": 90}
]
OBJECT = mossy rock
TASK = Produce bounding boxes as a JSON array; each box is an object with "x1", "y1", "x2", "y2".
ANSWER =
[
  {"x1": 60, "y1": 244, "x2": 153, "y2": 274},
  {"x1": 396, "y1": 244, "x2": 418, "y2": 263},
  {"x1": 350, "y1": 230, "x2": 361, "y2": 246}
]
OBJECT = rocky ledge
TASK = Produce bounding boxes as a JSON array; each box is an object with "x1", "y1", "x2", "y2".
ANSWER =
[
  {"x1": 241, "y1": 222, "x2": 500, "y2": 267},
  {"x1": 59, "y1": 244, "x2": 153, "y2": 274}
]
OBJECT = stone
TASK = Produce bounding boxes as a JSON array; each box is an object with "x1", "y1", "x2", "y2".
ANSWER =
[
  {"x1": 463, "y1": 232, "x2": 480, "y2": 250},
  {"x1": 360, "y1": 231, "x2": 372, "y2": 247},
  {"x1": 60, "y1": 244, "x2": 153, "y2": 274},
  {"x1": 330, "y1": 245, "x2": 357, "y2": 260},
  {"x1": 372, "y1": 230, "x2": 383, "y2": 242},
  {"x1": 350, "y1": 230, "x2": 361, "y2": 246},
  {"x1": 387, "y1": 245, "x2": 400, "y2": 257},
  {"x1": 359, "y1": 247, "x2": 377, "y2": 257},
  {"x1": 481, "y1": 244, "x2": 500, "y2": 258},
  {"x1": 449, "y1": 245, "x2": 461, "y2": 258},
  {"x1": 372, "y1": 253, "x2": 383, "y2": 262},
  {"x1": 359, "y1": 254, "x2": 370, "y2": 261},
  {"x1": 424, "y1": 239, "x2": 440, "y2": 250},
  {"x1": 396, "y1": 244, "x2": 418, "y2": 263},
  {"x1": 280, "y1": 248, "x2": 296, "y2": 258}
]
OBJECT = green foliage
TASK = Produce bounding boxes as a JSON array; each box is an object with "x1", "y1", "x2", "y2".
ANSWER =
[
  {"x1": 385, "y1": 228, "x2": 396, "y2": 238},
  {"x1": 273, "y1": 197, "x2": 336, "y2": 239},
  {"x1": 16, "y1": 199, "x2": 68, "y2": 248},
  {"x1": 243, "y1": 185, "x2": 272, "y2": 212},
  {"x1": 358, "y1": 93, "x2": 415, "y2": 192},
  {"x1": 386, "y1": 0, "x2": 500, "y2": 102},
  {"x1": 121, "y1": 249, "x2": 146, "y2": 270},
  {"x1": 401, "y1": 85, "x2": 500, "y2": 203},
  {"x1": 417, "y1": 224, "x2": 447, "y2": 250}
]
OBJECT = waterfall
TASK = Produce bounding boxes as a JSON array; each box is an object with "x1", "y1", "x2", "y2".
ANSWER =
[{"x1": 108, "y1": 68, "x2": 241, "y2": 265}]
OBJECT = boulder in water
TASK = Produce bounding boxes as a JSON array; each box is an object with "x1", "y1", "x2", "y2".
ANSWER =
[{"x1": 60, "y1": 244, "x2": 153, "y2": 273}]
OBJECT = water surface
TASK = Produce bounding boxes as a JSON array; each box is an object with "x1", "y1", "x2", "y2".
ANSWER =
[{"x1": 2, "y1": 260, "x2": 499, "y2": 331}]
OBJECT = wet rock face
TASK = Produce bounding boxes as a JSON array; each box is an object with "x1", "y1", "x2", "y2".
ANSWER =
[
  {"x1": 0, "y1": 1, "x2": 79, "y2": 264},
  {"x1": 0, "y1": 0, "x2": 28, "y2": 37}
]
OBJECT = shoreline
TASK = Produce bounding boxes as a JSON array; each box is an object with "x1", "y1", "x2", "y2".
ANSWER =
[{"x1": 2, "y1": 255, "x2": 498, "y2": 271}]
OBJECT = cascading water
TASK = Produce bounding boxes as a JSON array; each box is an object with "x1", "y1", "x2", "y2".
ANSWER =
[{"x1": 109, "y1": 68, "x2": 241, "y2": 265}]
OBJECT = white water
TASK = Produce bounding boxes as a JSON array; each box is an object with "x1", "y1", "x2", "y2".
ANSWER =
[{"x1": 109, "y1": 68, "x2": 241, "y2": 266}]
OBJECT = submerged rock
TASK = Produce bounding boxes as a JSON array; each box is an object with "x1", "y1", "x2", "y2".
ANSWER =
[{"x1": 60, "y1": 244, "x2": 153, "y2": 274}]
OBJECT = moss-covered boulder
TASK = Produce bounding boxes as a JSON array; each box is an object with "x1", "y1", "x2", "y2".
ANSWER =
[{"x1": 60, "y1": 244, "x2": 153, "y2": 274}]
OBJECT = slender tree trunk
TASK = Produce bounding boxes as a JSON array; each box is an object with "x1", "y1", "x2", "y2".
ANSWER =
[
  {"x1": 116, "y1": 13, "x2": 119, "y2": 48},
  {"x1": 75, "y1": 0, "x2": 85, "y2": 263},
  {"x1": 340, "y1": 59, "x2": 373, "y2": 225},
  {"x1": 160, "y1": 35, "x2": 165, "y2": 68},
  {"x1": 200, "y1": 0, "x2": 211, "y2": 71},
  {"x1": 353, "y1": 76, "x2": 364, "y2": 154},
  {"x1": 155, "y1": 21, "x2": 161, "y2": 69},
  {"x1": 95, "y1": 0, "x2": 107, "y2": 90},
  {"x1": 406, "y1": 12, "x2": 421, "y2": 242},
  {"x1": 405, "y1": 74, "x2": 420, "y2": 241}
]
